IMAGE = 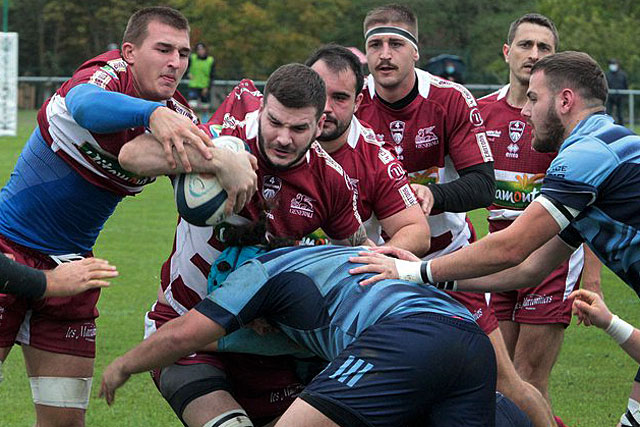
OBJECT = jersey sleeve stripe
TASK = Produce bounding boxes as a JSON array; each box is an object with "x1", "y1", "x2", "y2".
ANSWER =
[{"x1": 535, "y1": 195, "x2": 579, "y2": 230}]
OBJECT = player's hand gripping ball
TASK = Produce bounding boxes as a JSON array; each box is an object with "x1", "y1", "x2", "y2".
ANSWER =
[{"x1": 174, "y1": 135, "x2": 247, "y2": 226}]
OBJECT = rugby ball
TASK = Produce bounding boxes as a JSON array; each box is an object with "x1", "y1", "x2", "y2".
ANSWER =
[{"x1": 174, "y1": 135, "x2": 246, "y2": 227}]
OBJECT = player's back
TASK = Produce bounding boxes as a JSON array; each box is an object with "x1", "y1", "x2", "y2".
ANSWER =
[{"x1": 208, "y1": 245, "x2": 475, "y2": 361}]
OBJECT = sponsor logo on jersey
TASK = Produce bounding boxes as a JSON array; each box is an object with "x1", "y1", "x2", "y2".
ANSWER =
[
  {"x1": 65, "y1": 322, "x2": 97, "y2": 342},
  {"x1": 262, "y1": 175, "x2": 282, "y2": 199},
  {"x1": 79, "y1": 142, "x2": 154, "y2": 186},
  {"x1": 387, "y1": 162, "x2": 406, "y2": 181},
  {"x1": 472, "y1": 308, "x2": 483, "y2": 321},
  {"x1": 415, "y1": 126, "x2": 439, "y2": 149},
  {"x1": 361, "y1": 126, "x2": 381, "y2": 145},
  {"x1": 390, "y1": 120, "x2": 405, "y2": 144},
  {"x1": 222, "y1": 112, "x2": 242, "y2": 130},
  {"x1": 100, "y1": 65, "x2": 118, "y2": 79},
  {"x1": 290, "y1": 193, "x2": 315, "y2": 218},
  {"x1": 106, "y1": 58, "x2": 127, "y2": 73},
  {"x1": 509, "y1": 120, "x2": 525, "y2": 142},
  {"x1": 470, "y1": 107, "x2": 484, "y2": 127},
  {"x1": 169, "y1": 99, "x2": 199, "y2": 124},
  {"x1": 494, "y1": 173, "x2": 545, "y2": 209},
  {"x1": 398, "y1": 183, "x2": 418, "y2": 207},
  {"x1": 486, "y1": 130, "x2": 501, "y2": 138},
  {"x1": 88, "y1": 69, "x2": 112, "y2": 89},
  {"x1": 408, "y1": 167, "x2": 438, "y2": 186},
  {"x1": 475, "y1": 132, "x2": 493, "y2": 162},
  {"x1": 234, "y1": 85, "x2": 263, "y2": 100},
  {"x1": 377, "y1": 147, "x2": 395, "y2": 164},
  {"x1": 516, "y1": 293, "x2": 553, "y2": 311},
  {"x1": 313, "y1": 143, "x2": 344, "y2": 176},
  {"x1": 346, "y1": 176, "x2": 359, "y2": 199}
]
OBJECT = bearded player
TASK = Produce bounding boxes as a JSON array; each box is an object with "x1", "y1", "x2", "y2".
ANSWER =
[
  {"x1": 355, "y1": 4, "x2": 555, "y2": 426},
  {"x1": 119, "y1": 63, "x2": 372, "y2": 426}
]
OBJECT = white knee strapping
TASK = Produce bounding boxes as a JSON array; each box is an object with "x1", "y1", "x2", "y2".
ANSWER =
[
  {"x1": 202, "y1": 409, "x2": 254, "y2": 427},
  {"x1": 29, "y1": 377, "x2": 92, "y2": 409}
]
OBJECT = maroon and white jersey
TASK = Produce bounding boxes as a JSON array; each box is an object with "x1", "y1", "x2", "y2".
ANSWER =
[
  {"x1": 36, "y1": 50, "x2": 197, "y2": 196},
  {"x1": 159, "y1": 80, "x2": 363, "y2": 314},
  {"x1": 356, "y1": 68, "x2": 493, "y2": 257},
  {"x1": 328, "y1": 117, "x2": 417, "y2": 243},
  {"x1": 479, "y1": 85, "x2": 556, "y2": 233}
]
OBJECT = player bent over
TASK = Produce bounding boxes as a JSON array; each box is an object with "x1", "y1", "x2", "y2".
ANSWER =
[{"x1": 101, "y1": 245, "x2": 497, "y2": 426}]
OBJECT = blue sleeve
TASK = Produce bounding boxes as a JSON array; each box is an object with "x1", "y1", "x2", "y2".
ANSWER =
[
  {"x1": 65, "y1": 83, "x2": 163, "y2": 133},
  {"x1": 541, "y1": 138, "x2": 617, "y2": 211}
]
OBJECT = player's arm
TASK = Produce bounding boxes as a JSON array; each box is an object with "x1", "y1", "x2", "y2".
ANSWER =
[
  {"x1": 379, "y1": 205, "x2": 430, "y2": 256},
  {"x1": 581, "y1": 245, "x2": 603, "y2": 296},
  {"x1": 0, "y1": 254, "x2": 117, "y2": 298},
  {"x1": 413, "y1": 162, "x2": 495, "y2": 215},
  {"x1": 66, "y1": 83, "x2": 212, "y2": 171},
  {"x1": 350, "y1": 199, "x2": 564, "y2": 286},
  {"x1": 99, "y1": 309, "x2": 224, "y2": 405},
  {"x1": 119, "y1": 133, "x2": 257, "y2": 215},
  {"x1": 571, "y1": 289, "x2": 640, "y2": 364}
]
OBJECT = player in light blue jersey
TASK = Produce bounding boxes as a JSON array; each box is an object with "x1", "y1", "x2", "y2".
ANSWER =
[
  {"x1": 100, "y1": 244, "x2": 497, "y2": 426},
  {"x1": 350, "y1": 51, "x2": 640, "y2": 427}
]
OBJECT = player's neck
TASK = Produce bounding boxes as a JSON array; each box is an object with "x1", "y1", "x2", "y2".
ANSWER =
[
  {"x1": 318, "y1": 125, "x2": 351, "y2": 154},
  {"x1": 506, "y1": 77, "x2": 529, "y2": 109},
  {"x1": 376, "y1": 71, "x2": 417, "y2": 104},
  {"x1": 377, "y1": 73, "x2": 419, "y2": 109}
]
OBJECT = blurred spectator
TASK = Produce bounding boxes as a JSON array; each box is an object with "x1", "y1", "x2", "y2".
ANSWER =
[
  {"x1": 187, "y1": 42, "x2": 215, "y2": 107},
  {"x1": 606, "y1": 58, "x2": 628, "y2": 124},
  {"x1": 425, "y1": 54, "x2": 465, "y2": 84}
]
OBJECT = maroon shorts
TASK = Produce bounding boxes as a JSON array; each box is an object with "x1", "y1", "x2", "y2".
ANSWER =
[
  {"x1": 0, "y1": 235, "x2": 99, "y2": 358},
  {"x1": 147, "y1": 301, "x2": 304, "y2": 420},
  {"x1": 492, "y1": 247, "x2": 584, "y2": 326}
]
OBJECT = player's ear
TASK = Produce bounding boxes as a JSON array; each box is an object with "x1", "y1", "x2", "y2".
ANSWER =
[
  {"x1": 557, "y1": 88, "x2": 575, "y2": 114},
  {"x1": 353, "y1": 92, "x2": 364, "y2": 113},
  {"x1": 121, "y1": 42, "x2": 135, "y2": 64},
  {"x1": 316, "y1": 113, "x2": 326, "y2": 138},
  {"x1": 502, "y1": 44, "x2": 510, "y2": 63}
]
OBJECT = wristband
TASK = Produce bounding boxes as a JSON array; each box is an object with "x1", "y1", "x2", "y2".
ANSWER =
[
  {"x1": 395, "y1": 259, "x2": 425, "y2": 284},
  {"x1": 605, "y1": 314, "x2": 634, "y2": 345}
]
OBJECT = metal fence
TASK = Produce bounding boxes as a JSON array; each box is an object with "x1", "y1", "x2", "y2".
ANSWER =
[{"x1": 16, "y1": 77, "x2": 639, "y2": 128}]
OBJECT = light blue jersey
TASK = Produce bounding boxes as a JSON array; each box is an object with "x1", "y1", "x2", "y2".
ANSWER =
[
  {"x1": 195, "y1": 245, "x2": 475, "y2": 361},
  {"x1": 540, "y1": 112, "x2": 640, "y2": 294}
]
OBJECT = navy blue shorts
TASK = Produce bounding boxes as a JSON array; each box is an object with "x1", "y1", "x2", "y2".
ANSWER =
[{"x1": 300, "y1": 313, "x2": 497, "y2": 427}]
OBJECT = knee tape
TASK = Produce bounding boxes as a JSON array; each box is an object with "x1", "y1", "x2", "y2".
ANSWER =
[
  {"x1": 29, "y1": 376, "x2": 92, "y2": 409},
  {"x1": 202, "y1": 409, "x2": 254, "y2": 427}
]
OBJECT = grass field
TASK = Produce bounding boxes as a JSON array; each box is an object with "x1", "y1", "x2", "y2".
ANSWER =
[{"x1": 0, "y1": 110, "x2": 639, "y2": 426}]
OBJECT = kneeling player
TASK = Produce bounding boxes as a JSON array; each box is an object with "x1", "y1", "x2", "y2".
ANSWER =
[{"x1": 100, "y1": 245, "x2": 496, "y2": 426}]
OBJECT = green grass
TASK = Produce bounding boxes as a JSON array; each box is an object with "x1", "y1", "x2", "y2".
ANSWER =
[{"x1": 0, "y1": 110, "x2": 639, "y2": 426}]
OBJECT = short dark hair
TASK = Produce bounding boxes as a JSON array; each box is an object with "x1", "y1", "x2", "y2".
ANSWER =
[
  {"x1": 122, "y1": 6, "x2": 189, "y2": 46},
  {"x1": 363, "y1": 3, "x2": 418, "y2": 39},
  {"x1": 507, "y1": 13, "x2": 559, "y2": 49},
  {"x1": 263, "y1": 64, "x2": 326, "y2": 120},
  {"x1": 532, "y1": 51, "x2": 608, "y2": 105},
  {"x1": 305, "y1": 44, "x2": 365, "y2": 96}
]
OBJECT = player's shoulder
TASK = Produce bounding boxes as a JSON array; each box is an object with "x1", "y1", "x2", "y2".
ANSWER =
[
  {"x1": 348, "y1": 118, "x2": 398, "y2": 164},
  {"x1": 416, "y1": 68, "x2": 478, "y2": 109},
  {"x1": 309, "y1": 141, "x2": 347, "y2": 179},
  {"x1": 477, "y1": 85, "x2": 509, "y2": 109}
]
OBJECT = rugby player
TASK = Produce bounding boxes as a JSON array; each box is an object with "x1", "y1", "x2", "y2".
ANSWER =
[
  {"x1": 351, "y1": 50, "x2": 640, "y2": 427},
  {"x1": 0, "y1": 7, "x2": 255, "y2": 425},
  {"x1": 478, "y1": 13, "x2": 601, "y2": 410},
  {"x1": 305, "y1": 44, "x2": 430, "y2": 255},
  {"x1": 118, "y1": 63, "x2": 373, "y2": 427},
  {"x1": 100, "y1": 244, "x2": 497, "y2": 427},
  {"x1": 354, "y1": 4, "x2": 555, "y2": 426}
]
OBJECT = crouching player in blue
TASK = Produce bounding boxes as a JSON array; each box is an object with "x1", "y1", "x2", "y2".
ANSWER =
[{"x1": 100, "y1": 244, "x2": 496, "y2": 426}]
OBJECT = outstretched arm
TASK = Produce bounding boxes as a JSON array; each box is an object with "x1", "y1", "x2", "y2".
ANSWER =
[
  {"x1": 571, "y1": 289, "x2": 640, "y2": 363},
  {"x1": 100, "y1": 309, "x2": 224, "y2": 405}
]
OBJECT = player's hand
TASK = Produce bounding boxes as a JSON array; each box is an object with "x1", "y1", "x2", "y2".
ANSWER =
[
  {"x1": 210, "y1": 147, "x2": 258, "y2": 216},
  {"x1": 99, "y1": 358, "x2": 131, "y2": 406},
  {"x1": 148, "y1": 106, "x2": 213, "y2": 172},
  {"x1": 411, "y1": 184, "x2": 435, "y2": 215},
  {"x1": 569, "y1": 289, "x2": 613, "y2": 329},
  {"x1": 349, "y1": 246, "x2": 419, "y2": 286},
  {"x1": 43, "y1": 258, "x2": 118, "y2": 298}
]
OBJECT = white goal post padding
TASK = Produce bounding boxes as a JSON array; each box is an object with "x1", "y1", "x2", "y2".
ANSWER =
[{"x1": 0, "y1": 32, "x2": 18, "y2": 137}]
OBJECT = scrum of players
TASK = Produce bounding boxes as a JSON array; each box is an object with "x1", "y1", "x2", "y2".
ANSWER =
[{"x1": 2, "y1": 3, "x2": 640, "y2": 427}]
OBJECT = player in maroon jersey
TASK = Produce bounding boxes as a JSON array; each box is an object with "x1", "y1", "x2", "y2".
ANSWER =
[
  {"x1": 0, "y1": 7, "x2": 255, "y2": 427},
  {"x1": 305, "y1": 44, "x2": 430, "y2": 256},
  {"x1": 479, "y1": 14, "x2": 602, "y2": 418},
  {"x1": 119, "y1": 64, "x2": 371, "y2": 426},
  {"x1": 354, "y1": 4, "x2": 554, "y2": 426}
]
